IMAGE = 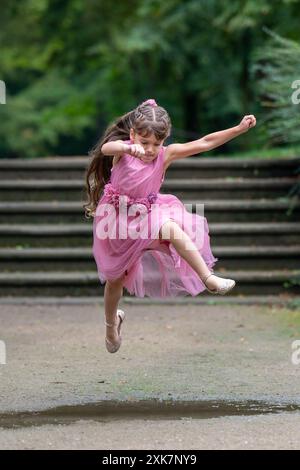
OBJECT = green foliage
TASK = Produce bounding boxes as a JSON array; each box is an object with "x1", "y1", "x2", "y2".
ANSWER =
[
  {"x1": 1, "y1": 0, "x2": 300, "y2": 157},
  {"x1": 251, "y1": 27, "x2": 300, "y2": 209},
  {"x1": 0, "y1": 71, "x2": 97, "y2": 157},
  {"x1": 252, "y1": 27, "x2": 300, "y2": 146}
]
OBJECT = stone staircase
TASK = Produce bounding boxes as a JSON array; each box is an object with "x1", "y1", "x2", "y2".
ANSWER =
[{"x1": 0, "y1": 156, "x2": 299, "y2": 299}]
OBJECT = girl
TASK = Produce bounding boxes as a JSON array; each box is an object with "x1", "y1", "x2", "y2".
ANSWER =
[{"x1": 84, "y1": 99, "x2": 256, "y2": 353}]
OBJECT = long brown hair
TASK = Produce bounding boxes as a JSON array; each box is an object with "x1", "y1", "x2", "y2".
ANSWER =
[{"x1": 83, "y1": 100, "x2": 172, "y2": 218}]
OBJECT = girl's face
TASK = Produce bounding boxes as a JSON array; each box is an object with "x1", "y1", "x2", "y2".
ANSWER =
[{"x1": 130, "y1": 130, "x2": 164, "y2": 162}]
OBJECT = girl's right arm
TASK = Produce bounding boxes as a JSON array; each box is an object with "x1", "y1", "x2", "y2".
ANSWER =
[
  {"x1": 101, "y1": 141, "x2": 146, "y2": 159},
  {"x1": 101, "y1": 140, "x2": 130, "y2": 156}
]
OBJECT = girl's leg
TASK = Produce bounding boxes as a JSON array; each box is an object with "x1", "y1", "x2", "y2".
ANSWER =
[
  {"x1": 104, "y1": 275, "x2": 125, "y2": 341},
  {"x1": 159, "y1": 220, "x2": 220, "y2": 291}
]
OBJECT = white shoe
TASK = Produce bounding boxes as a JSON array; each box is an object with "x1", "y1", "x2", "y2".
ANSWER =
[
  {"x1": 202, "y1": 273, "x2": 236, "y2": 295},
  {"x1": 105, "y1": 309, "x2": 125, "y2": 353}
]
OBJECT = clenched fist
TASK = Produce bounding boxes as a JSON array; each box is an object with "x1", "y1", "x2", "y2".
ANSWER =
[
  {"x1": 238, "y1": 115, "x2": 256, "y2": 133},
  {"x1": 127, "y1": 144, "x2": 146, "y2": 159}
]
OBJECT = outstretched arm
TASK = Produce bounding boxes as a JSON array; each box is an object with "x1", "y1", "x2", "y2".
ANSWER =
[{"x1": 165, "y1": 115, "x2": 256, "y2": 163}]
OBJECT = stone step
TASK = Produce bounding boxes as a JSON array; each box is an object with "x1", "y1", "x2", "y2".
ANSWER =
[
  {"x1": 0, "y1": 199, "x2": 297, "y2": 224},
  {"x1": 161, "y1": 178, "x2": 297, "y2": 199},
  {"x1": 209, "y1": 222, "x2": 300, "y2": 245},
  {"x1": 0, "y1": 270, "x2": 298, "y2": 296},
  {"x1": 163, "y1": 159, "x2": 300, "y2": 179},
  {"x1": 0, "y1": 246, "x2": 299, "y2": 272},
  {"x1": 0, "y1": 177, "x2": 297, "y2": 201},
  {"x1": 1, "y1": 156, "x2": 298, "y2": 299},
  {"x1": 0, "y1": 222, "x2": 299, "y2": 247},
  {"x1": 186, "y1": 199, "x2": 299, "y2": 222},
  {"x1": 0, "y1": 295, "x2": 297, "y2": 306},
  {"x1": 0, "y1": 156, "x2": 299, "y2": 179}
]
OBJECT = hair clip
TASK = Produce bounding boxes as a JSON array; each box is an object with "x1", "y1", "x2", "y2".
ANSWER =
[{"x1": 141, "y1": 99, "x2": 157, "y2": 107}]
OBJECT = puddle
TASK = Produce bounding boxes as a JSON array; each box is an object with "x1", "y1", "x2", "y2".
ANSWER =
[{"x1": 0, "y1": 399, "x2": 299, "y2": 429}]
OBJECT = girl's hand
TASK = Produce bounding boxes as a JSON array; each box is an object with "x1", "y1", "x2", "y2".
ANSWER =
[
  {"x1": 127, "y1": 144, "x2": 146, "y2": 159},
  {"x1": 238, "y1": 115, "x2": 256, "y2": 133}
]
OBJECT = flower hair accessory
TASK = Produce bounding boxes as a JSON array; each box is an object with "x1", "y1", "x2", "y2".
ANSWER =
[{"x1": 141, "y1": 99, "x2": 157, "y2": 107}]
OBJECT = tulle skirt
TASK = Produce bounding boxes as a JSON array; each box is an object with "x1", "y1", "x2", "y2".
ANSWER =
[{"x1": 92, "y1": 192, "x2": 218, "y2": 298}]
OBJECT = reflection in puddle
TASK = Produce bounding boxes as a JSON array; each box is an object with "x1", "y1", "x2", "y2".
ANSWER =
[{"x1": 0, "y1": 399, "x2": 299, "y2": 429}]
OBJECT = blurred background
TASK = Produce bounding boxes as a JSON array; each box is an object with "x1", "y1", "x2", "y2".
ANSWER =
[
  {"x1": 0, "y1": 0, "x2": 300, "y2": 159},
  {"x1": 0, "y1": 0, "x2": 299, "y2": 301}
]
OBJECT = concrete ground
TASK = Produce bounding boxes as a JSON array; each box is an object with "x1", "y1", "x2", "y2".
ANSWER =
[{"x1": 0, "y1": 301, "x2": 300, "y2": 449}]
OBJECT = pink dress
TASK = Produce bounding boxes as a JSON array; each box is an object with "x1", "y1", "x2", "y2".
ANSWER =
[{"x1": 92, "y1": 140, "x2": 218, "y2": 298}]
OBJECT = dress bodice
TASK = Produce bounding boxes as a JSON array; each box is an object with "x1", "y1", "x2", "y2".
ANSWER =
[{"x1": 109, "y1": 139, "x2": 166, "y2": 198}]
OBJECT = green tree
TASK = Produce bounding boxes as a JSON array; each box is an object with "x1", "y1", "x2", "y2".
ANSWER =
[
  {"x1": 252, "y1": 27, "x2": 300, "y2": 146},
  {"x1": 1, "y1": 0, "x2": 300, "y2": 158}
]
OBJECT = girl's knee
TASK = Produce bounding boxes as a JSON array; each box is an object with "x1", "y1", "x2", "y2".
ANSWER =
[
  {"x1": 106, "y1": 275, "x2": 125, "y2": 288},
  {"x1": 159, "y1": 219, "x2": 180, "y2": 241}
]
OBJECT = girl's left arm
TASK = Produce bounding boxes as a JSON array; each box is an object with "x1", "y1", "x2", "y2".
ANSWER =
[{"x1": 165, "y1": 115, "x2": 256, "y2": 162}]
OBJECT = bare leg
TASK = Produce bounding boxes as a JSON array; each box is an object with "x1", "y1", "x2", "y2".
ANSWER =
[
  {"x1": 159, "y1": 220, "x2": 222, "y2": 291},
  {"x1": 104, "y1": 276, "x2": 125, "y2": 341},
  {"x1": 159, "y1": 220, "x2": 211, "y2": 277}
]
